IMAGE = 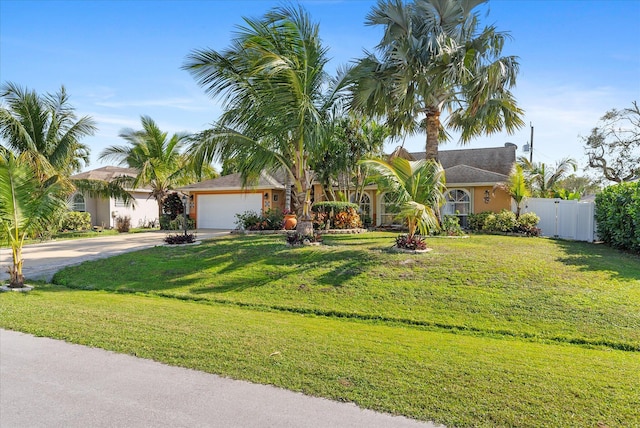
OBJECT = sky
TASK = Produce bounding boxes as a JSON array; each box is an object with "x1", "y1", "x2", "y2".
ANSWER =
[{"x1": 1, "y1": 0, "x2": 639, "y2": 174}]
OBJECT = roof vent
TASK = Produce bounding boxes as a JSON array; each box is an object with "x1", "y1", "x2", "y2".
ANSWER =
[{"x1": 504, "y1": 142, "x2": 517, "y2": 149}]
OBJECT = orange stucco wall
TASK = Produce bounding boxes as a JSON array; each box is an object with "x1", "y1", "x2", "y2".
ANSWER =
[{"x1": 472, "y1": 186, "x2": 511, "y2": 213}]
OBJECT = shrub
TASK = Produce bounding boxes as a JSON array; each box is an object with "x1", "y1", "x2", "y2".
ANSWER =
[
  {"x1": 164, "y1": 233, "x2": 196, "y2": 245},
  {"x1": 160, "y1": 214, "x2": 194, "y2": 231},
  {"x1": 61, "y1": 211, "x2": 91, "y2": 231},
  {"x1": 286, "y1": 232, "x2": 322, "y2": 246},
  {"x1": 234, "y1": 209, "x2": 284, "y2": 231},
  {"x1": 395, "y1": 234, "x2": 427, "y2": 250},
  {"x1": 467, "y1": 211, "x2": 492, "y2": 231},
  {"x1": 115, "y1": 215, "x2": 131, "y2": 233},
  {"x1": 484, "y1": 210, "x2": 518, "y2": 232},
  {"x1": 163, "y1": 192, "x2": 184, "y2": 220},
  {"x1": 595, "y1": 181, "x2": 640, "y2": 253},
  {"x1": 312, "y1": 202, "x2": 362, "y2": 229},
  {"x1": 438, "y1": 215, "x2": 465, "y2": 236}
]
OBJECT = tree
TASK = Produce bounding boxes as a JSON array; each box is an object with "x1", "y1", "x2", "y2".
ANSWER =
[
  {"x1": 493, "y1": 164, "x2": 530, "y2": 218},
  {"x1": 583, "y1": 101, "x2": 640, "y2": 183},
  {"x1": 99, "y1": 115, "x2": 208, "y2": 221},
  {"x1": 350, "y1": 0, "x2": 524, "y2": 160},
  {"x1": 362, "y1": 157, "x2": 446, "y2": 238},
  {"x1": 184, "y1": 5, "x2": 349, "y2": 234},
  {"x1": 0, "y1": 151, "x2": 68, "y2": 288},
  {"x1": 0, "y1": 82, "x2": 94, "y2": 181},
  {"x1": 518, "y1": 156, "x2": 577, "y2": 198}
]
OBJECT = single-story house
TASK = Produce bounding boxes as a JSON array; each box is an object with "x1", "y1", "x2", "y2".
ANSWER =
[
  {"x1": 179, "y1": 144, "x2": 517, "y2": 229},
  {"x1": 70, "y1": 166, "x2": 159, "y2": 229}
]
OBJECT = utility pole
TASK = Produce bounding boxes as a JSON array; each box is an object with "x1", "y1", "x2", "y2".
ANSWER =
[{"x1": 529, "y1": 122, "x2": 534, "y2": 163}]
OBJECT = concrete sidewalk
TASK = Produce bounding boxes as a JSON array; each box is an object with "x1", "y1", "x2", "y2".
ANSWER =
[
  {"x1": 0, "y1": 329, "x2": 440, "y2": 428},
  {"x1": 0, "y1": 229, "x2": 229, "y2": 283}
]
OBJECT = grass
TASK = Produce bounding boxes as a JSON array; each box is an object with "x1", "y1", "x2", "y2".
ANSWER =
[{"x1": 2, "y1": 232, "x2": 639, "y2": 427}]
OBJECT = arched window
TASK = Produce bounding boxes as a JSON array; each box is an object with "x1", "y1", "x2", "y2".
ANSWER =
[
  {"x1": 443, "y1": 189, "x2": 471, "y2": 227},
  {"x1": 72, "y1": 193, "x2": 85, "y2": 212},
  {"x1": 379, "y1": 192, "x2": 400, "y2": 226}
]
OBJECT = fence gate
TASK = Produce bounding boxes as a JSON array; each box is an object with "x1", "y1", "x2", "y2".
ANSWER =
[{"x1": 521, "y1": 198, "x2": 596, "y2": 242}]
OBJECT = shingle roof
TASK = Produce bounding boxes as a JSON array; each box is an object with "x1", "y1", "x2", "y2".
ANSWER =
[
  {"x1": 70, "y1": 166, "x2": 138, "y2": 182},
  {"x1": 410, "y1": 144, "x2": 517, "y2": 177},
  {"x1": 179, "y1": 171, "x2": 285, "y2": 191},
  {"x1": 444, "y1": 165, "x2": 508, "y2": 184}
]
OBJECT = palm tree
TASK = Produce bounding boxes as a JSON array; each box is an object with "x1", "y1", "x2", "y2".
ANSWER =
[
  {"x1": 99, "y1": 115, "x2": 201, "y2": 221},
  {"x1": 0, "y1": 82, "x2": 95, "y2": 181},
  {"x1": 493, "y1": 164, "x2": 530, "y2": 218},
  {"x1": 184, "y1": 5, "x2": 350, "y2": 235},
  {"x1": 362, "y1": 157, "x2": 446, "y2": 238},
  {"x1": 0, "y1": 151, "x2": 68, "y2": 288},
  {"x1": 351, "y1": 0, "x2": 524, "y2": 160},
  {"x1": 518, "y1": 156, "x2": 577, "y2": 197}
]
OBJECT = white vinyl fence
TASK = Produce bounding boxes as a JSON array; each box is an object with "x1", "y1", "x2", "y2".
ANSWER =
[{"x1": 521, "y1": 198, "x2": 597, "y2": 242}]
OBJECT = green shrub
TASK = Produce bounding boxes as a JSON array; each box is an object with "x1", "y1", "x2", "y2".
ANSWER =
[
  {"x1": 467, "y1": 211, "x2": 492, "y2": 231},
  {"x1": 595, "y1": 181, "x2": 640, "y2": 253},
  {"x1": 484, "y1": 210, "x2": 518, "y2": 232},
  {"x1": 312, "y1": 201, "x2": 359, "y2": 213},
  {"x1": 518, "y1": 212, "x2": 540, "y2": 229},
  {"x1": 61, "y1": 211, "x2": 91, "y2": 231},
  {"x1": 437, "y1": 215, "x2": 465, "y2": 236},
  {"x1": 234, "y1": 209, "x2": 284, "y2": 231},
  {"x1": 163, "y1": 192, "x2": 184, "y2": 220},
  {"x1": 395, "y1": 234, "x2": 427, "y2": 250}
]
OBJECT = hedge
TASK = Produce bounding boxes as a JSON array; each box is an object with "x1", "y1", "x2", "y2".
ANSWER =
[{"x1": 595, "y1": 181, "x2": 640, "y2": 253}]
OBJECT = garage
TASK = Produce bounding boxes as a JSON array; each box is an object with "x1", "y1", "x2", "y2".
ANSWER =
[{"x1": 196, "y1": 193, "x2": 263, "y2": 229}]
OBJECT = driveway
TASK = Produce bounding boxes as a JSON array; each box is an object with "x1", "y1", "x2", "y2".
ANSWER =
[{"x1": 0, "y1": 229, "x2": 230, "y2": 283}]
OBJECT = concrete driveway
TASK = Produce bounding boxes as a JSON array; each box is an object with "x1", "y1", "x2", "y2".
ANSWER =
[{"x1": 0, "y1": 229, "x2": 230, "y2": 283}]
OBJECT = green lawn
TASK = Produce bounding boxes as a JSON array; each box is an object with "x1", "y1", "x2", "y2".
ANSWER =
[{"x1": 1, "y1": 233, "x2": 639, "y2": 427}]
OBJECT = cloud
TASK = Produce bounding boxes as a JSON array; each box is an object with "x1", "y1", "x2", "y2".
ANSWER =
[{"x1": 95, "y1": 97, "x2": 208, "y2": 112}]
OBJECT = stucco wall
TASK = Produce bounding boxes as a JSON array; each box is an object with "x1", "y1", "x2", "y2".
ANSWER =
[{"x1": 472, "y1": 186, "x2": 511, "y2": 213}]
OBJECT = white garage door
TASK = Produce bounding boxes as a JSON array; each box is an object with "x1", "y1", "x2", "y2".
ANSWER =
[{"x1": 197, "y1": 194, "x2": 263, "y2": 229}]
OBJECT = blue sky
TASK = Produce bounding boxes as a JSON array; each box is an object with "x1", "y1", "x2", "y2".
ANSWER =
[{"x1": 1, "y1": 0, "x2": 639, "y2": 173}]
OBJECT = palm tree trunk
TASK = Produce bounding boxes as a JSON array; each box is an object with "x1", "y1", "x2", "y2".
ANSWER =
[
  {"x1": 9, "y1": 244, "x2": 25, "y2": 288},
  {"x1": 425, "y1": 109, "x2": 441, "y2": 161}
]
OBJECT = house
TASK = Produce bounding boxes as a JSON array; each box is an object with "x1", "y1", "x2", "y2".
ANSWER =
[
  {"x1": 179, "y1": 144, "x2": 517, "y2": 229},
  {"x1": 69, "y1": 166, "x2": 159, "y2": 229}
]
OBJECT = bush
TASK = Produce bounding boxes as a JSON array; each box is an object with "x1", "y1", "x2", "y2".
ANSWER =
[
  {"x1": 163, "y1": 192, "x2": 184, "y2": 220},
  {"x1": 115, "y1": 215, "x2": 131, "y2": 233},
  {"x1": 61, "y1": 211, "x2": 91, "y2": 231},
  {"x1": 235, "y1": 209, "x2": 284, "y2": 231},
  {"x1": 311, "y1": 202, "x2": 362, "y2": 229},
  {"x1": 286, "y1": 232, "x2": 322, "y2": 246},
  {"x1": 595, "y1": 181, "x2": 640, "y2": 253},
  {"x1": 484, "y1": 210, "x2": 518, "y2": 232},
  {"x1": 164, "y1": 233, "x2": 196, "y2": 245},
  {"x1": 437, "y1": 215, "x2": 465, "y2": 236},
  {"x1": 395, "y1": 234, "x2": 427, "y2": 250},
  {"x1": 467, "y1": 211, "x2": 492, "y2": 231}
]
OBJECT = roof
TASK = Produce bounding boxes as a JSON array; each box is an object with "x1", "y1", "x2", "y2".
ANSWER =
[
  {"x1": 71, "y1": 166, "x2": 138, "y2": 182},
  {"x1": 444, "y1": 165, "x2": 508, "y2": 185},
  {"x1": 409, "y1": 144, "x2": 517, "y2": 177},
  {"x1": 179, "y1": 171, "x2": 286, "y2": 191}
]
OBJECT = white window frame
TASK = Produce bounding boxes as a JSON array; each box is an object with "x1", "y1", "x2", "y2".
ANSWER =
[{"x1": 71, "y1": 193, "x2": 86, "y2": 212}]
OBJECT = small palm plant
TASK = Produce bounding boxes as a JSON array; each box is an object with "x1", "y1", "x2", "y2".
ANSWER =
[
  {"x1": 493, "y1": 164, "x2": 530, "y2": 218},
  {"x1": 362, "y1": 157, "x2": 446, "y2": 242},
  {"x1": 0, "y1": 151, "x2": 67, "y2": 288}
]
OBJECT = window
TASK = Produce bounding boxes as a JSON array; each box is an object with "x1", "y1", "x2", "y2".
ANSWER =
[
  {"x1": 349, "y1": 192, "x2": 371, "y2": 218},
  {"x1": 71, "y1": 193, "x2": 85, "y2": 212},
  {"x1": 380, "y1": 192, "x2": 400, "y2": 225},
  {"x1": 443, "y1": 189, "x2": 471, "y2": 227},
  {"x1": 114, "y1": 198, "x2": 127, "y2": 207}
]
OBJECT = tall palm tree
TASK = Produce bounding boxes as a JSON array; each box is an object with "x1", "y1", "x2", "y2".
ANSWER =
[
  {"x1": 184, "y1": 5, "x2": 350, "y2": 234},
  {"x1": 362, "y1": 157, "x2": 446, "y2": 238},
  {"x1": 351, "y1": 0, "x2": 524, "y2": 160},
  {"x1": 518, "y1": 156, "x2": 577, "y2": 197},
  {"x1": 493, "y1": 164, "x2": 530, "y2": 218},
  {"x1": 0, "y1": 82, "x2": 94, "y2": 181},
  {"x1": 99, "y1": 115, "x2": 201, "y2": 221},
  {"x1": 0, "y1": 151, "x2": 68, "y2": 288}
]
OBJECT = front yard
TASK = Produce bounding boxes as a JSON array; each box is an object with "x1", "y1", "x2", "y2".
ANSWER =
[{"x1": 1, "y1": 233, "x2": 638, "y2": 427}]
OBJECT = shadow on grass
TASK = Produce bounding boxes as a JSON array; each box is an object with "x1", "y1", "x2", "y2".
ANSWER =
[
  {"x1": 553, "y1": 239, "x2": 640, "y2": 281},
  {"x1": 52, "y1": 234, "x2": 381, "y2": 295}
]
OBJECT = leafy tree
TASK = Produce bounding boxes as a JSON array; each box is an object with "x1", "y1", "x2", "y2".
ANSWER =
[
  {"x1": 518, "y1": 156, "x2": 577, "y2": 197},
  {"x1": 555, "y1": 174, "x2": 601, "y2": 197},
  {"x1": 493, "y1": 164, "x2": 530, "y2": 218},
  {"x1": 0, "y1": 82, "x2": 94, "y2": 181},
  {"x1": 583, "y1": 101, "x2": 640, "y2": 183},
  {"x1": 350, "y1": 0, "x2": 524, "y2": 160},
  {"x1": 184, "y1": 6, "x2": 349, "y2": 234},
  {"x1": 99, "y1": 115, "x2": 212, "y2": 221},
  {"x1": 0, "y1": 151, "x2": 68, "y2": 288},
  {"x1": 362, "y1": 157, "x2": 446, "y2": 238}
]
